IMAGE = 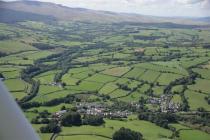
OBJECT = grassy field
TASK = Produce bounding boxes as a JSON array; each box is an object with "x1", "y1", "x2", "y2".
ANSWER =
[
  {"x1": 31, "y1": 89, "x2": 76, "y2": 103},
  {"x1": 105, "y1": 119, "x2": 172, "y2": 140},
  {"x1": 28, "y1": 103, "x2": 72, "y2": 113},
  {"x1": 99, "y1": 82, "x2": 118, "y2": 95},
  {"x1": 71, "y1": 81, "x2": 103, "y2": 92},
  {"x1": 2, "y1": 70, "x2": 20, "y2": 79},
  {"x1": 185, "y1": 90, "x2": 210, "y2": 111},
  {"x1": 11, "y1": 91, "x2": 28, "y2": 100},
  {"x1": 85, "y1": 73, "x2": 117, "y2": 83},
  {"x1": 179, "y1": 129, "x2": 210, "y2": 140},
  {"x1": 119, "y1": 91, "x2": 148, "y2": 102},
  {"x1": 4, "y1": 78, "x2": 29, "y2": 92},
  {"x1": 156, "y1": 73, "x2": 183, "y2": 85},
  {"x1": 171, "y1": 85, "x2": 183, "y2": 94},
  {"x1": 152, "y1": 86, "x2": 165, "y2": 96},
  {"x1": 123, "y1": 67, "x2": 146, "y2": 79},
  {"x1": 109, "y1": 89, "x2": 129, "y2": 98},
  {"x1": 188, "y1": 78, "x2": 210, "y2": 93},
  {"x1": 56, "y1": 135, "x2": 110, "y2": 140},
  {"x1": 72, "y1": 70, "x2": 95, "y2": 79},
  {"x1": 0, "y1": 40, "x2": 36, "y2": 53},
  {"x1": 171, "y1": 94, "x2": 182, "y2": 104},
  {"x1": 56, "y1": 118, "x2": 172, "y2": 140},
  {"x1": 102, "y1": 67, "x2": 131, "y2": 77},
  {"x1": 192, "y1": 68, "x2": 210, "y2": 80},
  {"x1": 139, "y1": 70, "x2": 160, "y2": 82},
  {"x1": 170, "y1": 123, "x2": 210, "y2": 140},
  {"x1": 62, "y1": 75, "x2": 80, "y2": 86},
  {"x1": 34, "y1": 70, "x2": 61, "y2": 84}
]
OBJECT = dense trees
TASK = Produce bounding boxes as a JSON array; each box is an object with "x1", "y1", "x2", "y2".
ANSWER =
[
  {"x1": 133, "y1": 35, "x2": 161, "y2": 41},
  {"x1": 116, "y1": 83, "x2": 132, "y2": 91},
  {"x1": 31, "y1": 110, "x2": 50, "y2": 124},
  {"x1": 178, "y1": 112, "x2": 210, "y2": 129},
  {"x1": 20, "y1": 80, "x2": 40, "y2": 103},
  {"x1": 32, "y1": 43, "x2": 59, "y2": 50},
  {"x1": 20, "y1": 101, "x2": 41, "y2": 109},
  {"x1": 180, "y1": 93, "x2": 189, "y2": 111},
  {"x1": 20, "y1": 94, "x2": 76, "y2": 109},
  {"x1": 31, "y1": 117, "x2": 50, "y2": 124},
  {"x1": 110, "y1": 101, "x2": 137, "y2": 112},
  {"x1": 204, "y1": 96, "x2": 210, "y2": 105},
  {"x1": 43, "y1": 95, "x2": 75, "y2": 106},
  {"x1": 83, "y1": 115, "x2": 104, "y2": 126},
  {"x1": 31, "y1": 117, "x2": 40, "y2": 124},
  {"x1": 138, "y1": 112, "x2": 177, "y2": 129},
  {"x1": 0, "y1": 35, "x2": 10, "y2": 40},
  {"x1": 112, "y1": 127, "x2": 143, "y2": 140},
  {"x1": 61, "y1": 105, "x2": 66, "y2": 111},
  {"x1": 61, "y1": 112, "x2": 82, "y2": 126},
  {"x1": 40, "y1": 120, "x2": 61, "y2": 133},
  {"x1": 0, "y1": 73, "x2": 5, "y2": 79},
  {"x1": 0, "y1": 51, "x2": 7, "y2": 57},
  {"x1": 41, "y1": 118, "x2": 50, "y2": 124},
  {"x1": 203, "y1": 44, "x2": 210, "y2": 49},
  {"x1": 138, "y1": 97, "x2": 147, "y2": 110},
  {"x1": 39, "y1": 110, "x2": 50, "y2": 118}
]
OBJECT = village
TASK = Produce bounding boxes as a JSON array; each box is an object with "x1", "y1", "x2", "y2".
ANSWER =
[
  {"x1": 53, "y1": 102, "x2": 133, "y2": 120},
  {"x1": 53, "y1": 93, "x2": 180, "y2": 122},
  {"x1": 147, "y1": 94, "x2": 180, "y2": 113}
]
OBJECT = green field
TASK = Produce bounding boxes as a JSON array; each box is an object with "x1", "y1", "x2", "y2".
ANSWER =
[
  {"x1": 188, "y1": 78, "x2": 210, "y2": 93},
  {"x1": 56, "y1": 118, "x2": 172, "y2": 140},
  {"x1": 139, "y1": 70, "x2": 160, "y2": 82},
  {"x1": 0, "y1": 40, "x2": 36, "y2": 53},
  {"x1": 179, "y1": 129, "x2": 210, "y2": 140},
  {"x1": 102, "y1": 67, "x2": 131, "y2": 77},
  {"x1": 192, "y1": 68, "x2": 210, "y2": 80},
  {"x1": 123, "y1": 67, "x2": 146, "y2": 79},
  {"x1": 157, "y1": 73, "x2": 183, "y2": 85},
  {"x1": 99, "y1": 82, "x2": 118, "y2": 95},
  {"x1": 185, "y1": 90, "x2": 210, "y2": 111}
]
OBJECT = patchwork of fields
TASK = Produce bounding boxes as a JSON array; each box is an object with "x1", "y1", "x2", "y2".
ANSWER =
[{"x1": 1, "y1": 21, "x2": 210, "y2": 140}]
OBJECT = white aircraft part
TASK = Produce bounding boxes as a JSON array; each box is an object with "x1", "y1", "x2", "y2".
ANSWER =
[{"x1": 0, "y1": 80, "x2": 40, "y2": 140}]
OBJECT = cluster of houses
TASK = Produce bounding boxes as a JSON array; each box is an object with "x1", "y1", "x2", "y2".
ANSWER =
[
  {"x1": 53, "y1": 110, "x2": 67, "y2": 120},
  {"x1": 161, "y1": 100, "x2": 180, "y2": 113},
  {"x1": 52, "y1": 102, "x2": 132, "y2": 120},
  {"x1": 76, "y1": 102, "x2": 132, "y2": 118},
  {"x1": 52, "y1": 94, "x2": 181, "y2": 121},
  {"x1": 147, "y1": 95, "x2": 180, "y2": 112}
]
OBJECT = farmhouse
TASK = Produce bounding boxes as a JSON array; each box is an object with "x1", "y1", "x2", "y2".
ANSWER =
[
  {"x1": 49, "y1": 82, "x2": 63, "y2": 88},
  {"x1": 53, "y1": 110, "x2": 67, "y2": 119}
]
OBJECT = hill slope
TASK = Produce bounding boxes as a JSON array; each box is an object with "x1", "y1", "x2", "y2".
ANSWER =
[{"x1": 0, "y1": 1, "x2": 209, "y2": 25}]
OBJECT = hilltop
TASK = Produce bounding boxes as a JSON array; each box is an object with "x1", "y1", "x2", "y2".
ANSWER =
[{"x1": 0, "y1": 0, "x2": 209, "y2": 25}]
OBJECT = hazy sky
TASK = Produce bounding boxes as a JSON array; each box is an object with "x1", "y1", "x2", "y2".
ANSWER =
[{"x1": 3, "y1": 0, "x2": 210, "y2": 17}]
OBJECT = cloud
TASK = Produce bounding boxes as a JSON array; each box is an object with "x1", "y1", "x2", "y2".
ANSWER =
[
  {"x1": 125, "y1": 0, "x2": 170, "y2": 5},
  {"x1": 201, "y1": 0, "x2": 210, "y2": 8},
  {"x1": 125, "y1": 0, "x2": 209, "y2": 5},
  {"x1": 176, "y1": 0, "x2": 206, "y2": 4}
]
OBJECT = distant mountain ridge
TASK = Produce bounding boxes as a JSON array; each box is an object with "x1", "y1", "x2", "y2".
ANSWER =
[{"x1": 0, "y1": 0, "x2": 209, "y2": 25}]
